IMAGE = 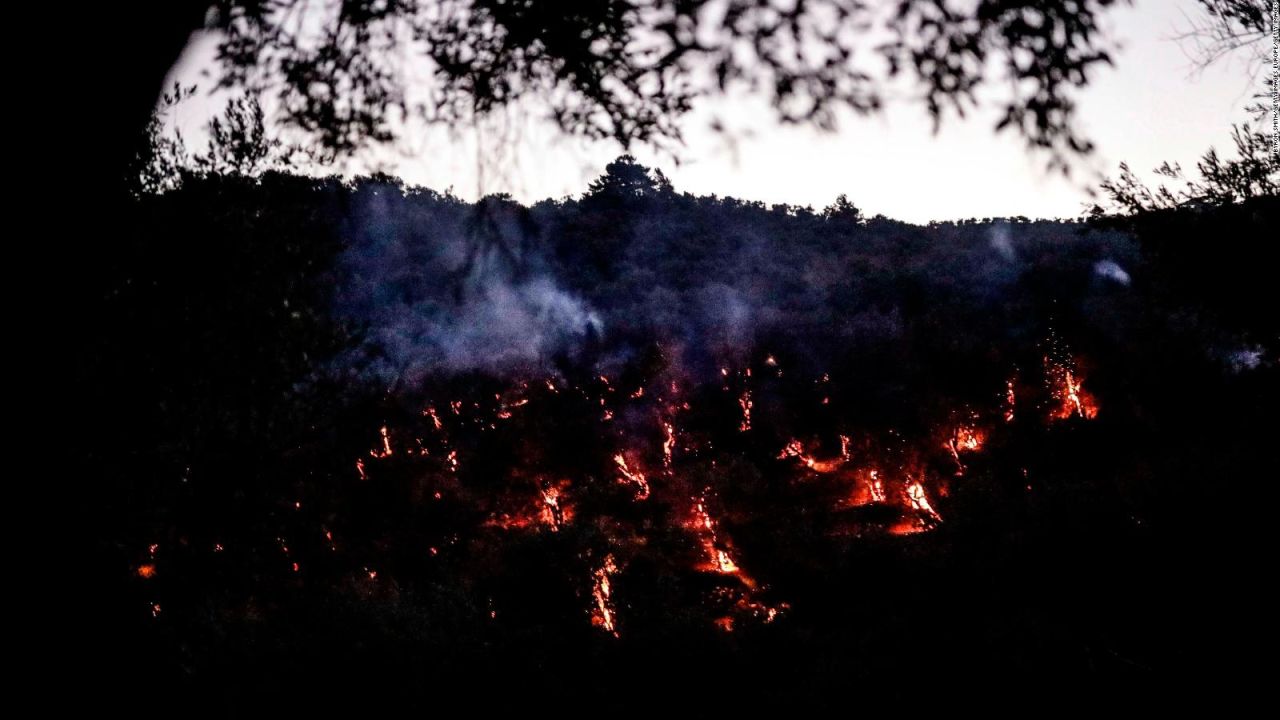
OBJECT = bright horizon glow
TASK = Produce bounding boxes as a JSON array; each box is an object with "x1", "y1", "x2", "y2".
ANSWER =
[{"x1": 162, "y1": 0, "x2": 1261, "y2": 223}]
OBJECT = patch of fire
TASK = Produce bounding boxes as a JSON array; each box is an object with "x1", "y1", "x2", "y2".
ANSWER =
[{"x1": 590, "y1": 553, "x2": 621, "y2": 637}]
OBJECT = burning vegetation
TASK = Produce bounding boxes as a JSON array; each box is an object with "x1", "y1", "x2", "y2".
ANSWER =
[
  {"x1": 94, "y1": 166, "x2": 1276, "y2": 707},
  {"x1": 132, "y1": 341, "x2": 1102, "y2": 639}
]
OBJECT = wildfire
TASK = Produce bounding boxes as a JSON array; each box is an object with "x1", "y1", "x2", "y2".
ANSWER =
[
  {"x1": 905, "y1": 477, "x2": 940, "y2": 522},
  {"x1": 489, "y1": 480, "x2": 575, "y2": 532},
  {"x1": 590, "y1": 554, "x2": 620, "y2": 637},
  {"x1": 1045, "y1": 358, "x2": 1099, "y2": 421},
  {"x1": 869, "y1": 470, "x2": 886, "y2": 503},
  {"x1": 689, "y1": 495, "x2": 754, "y2": 587},
  {"x1": 844, "y1": 467, "x2": 888, "y2": 506},
  {"x1": 718, "y1": 592, "x2": 788, "y2": 632},
  {"x1": 661, "y1": 421, "x2": 676, "y2": 469},
  {"x1": 777, "y1": 437, "x2": 848, "y2": 473},
  {"x1": 613, "y1": 454, "x2": 650, "y2": 500},
  {"x1": 539, "y1": 483, "x2": 569, "y2": 530},
  {"x1": 255, "y1": 336, "x2": 1103, "y2": 635},
  {"x1": 370, "y1": 425, "x2": 393, "y2": 458},
  {"x1": 944, "y1": 422, "x2": 985, "y2": 476}
]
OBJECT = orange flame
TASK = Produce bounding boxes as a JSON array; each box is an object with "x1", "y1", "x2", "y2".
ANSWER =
[
  {"x1": 1046, "y1": 358, "x2": 1099, "y2": 421},
  {"x1": 539, "y1": 484, "x2": 569, "y2": 530},
  {"x1": 590, "y1": 554, "x2": 620, "y2": 637},
  {"x1": 689, "y1": 496, "x2": 755, "y2": 587},
  {"x1": 944, "y1": 422, "x2": 985, "y2": 476},
  {"x1": 662, "y1": 421, "x2": 676, "y2": 469},
  {"x1": 869, "y1": 470, "x2": 886, "y2": 503},
  {"x1": 613, "y1": 454, "x2": 651, "y2": 500},
  {"x1": 778, "y1": 437, "x2": 849, "y2": 473},
  {"x1": 370, "y1": 425, "x2": 393, "y2": 458}
]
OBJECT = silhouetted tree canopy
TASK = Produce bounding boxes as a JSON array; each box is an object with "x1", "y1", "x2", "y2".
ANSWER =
[
  {"x1": 197, "y1": 0, "x2": 1129, "y2": 166},
  {"x1": 1176, "y1": 1, "x2": 1274, "y2": 120},
  {"x1": 1098, "y1": 124, "x2": 1278, "y2": 215}
]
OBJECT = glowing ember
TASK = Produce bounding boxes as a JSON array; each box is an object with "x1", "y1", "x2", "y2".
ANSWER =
[
  {"x1": 281, "y1": 340, "x2": 1101, "y2": 635},
  {"x1": 540, "y1": 484, "x2": 568, "y2": 530},
  {"x1": 613, "y1": 454, "x2": 650, "y2": 500},
  {"x1": 944, "y1": 422, "x2": 986, "y2": 476},
  {"x1": 1046, "y1": 358, "x2": 1100, "y2": 420},
  {"x1": 370, "y1": 425, "x2": 393, "y2": 458},
  {"x1": 136, "y1": 564, "x2": 156, "y2": 579},
  {"x1": 905, "y1": 477, "x2": 940, "y2": 522},
  {"x1": 711, "y1": 583, "x2": 788, "y2": 633},
  {"x1": 869, "y1": 470, "x2": 886, "y2": 503},
  {"x1": 489, "y1": 479, "x2": 578, "y2": 532},
  {"x1": 689, "y1": 495, "x2": 754, "y2": 587},
  {"x1": 713, "y1": 548, "x2": 740, "y2": 574},
  {"x1": 590, "y1": 554, "x2": 620, "y2": 637},
  {"x1": 662, "y1": 421, "x2": 676, "y2": 469},
  {"x1": 777, "y1": 438, "x2": 847, "y2": 473},
  {"x1": 844, "y1": 467, "x2": 888, "y2": 506}
]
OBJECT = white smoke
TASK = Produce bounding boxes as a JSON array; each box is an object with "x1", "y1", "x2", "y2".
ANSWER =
[
  {"x1": 335, "y1": 189, "x2": 603, "y2": 379},
  {"x1": 1093, "y1": 259, "x2": 1131, "y2": 285},
  {"x1": 1225, "y1": 345, "x2": 1266, "y2": 373},
  {"x1": 989, "y1": 222, "x2": 1016, "y2": 261},
  {"x1": 353, "y1": 275, "x2": 602, "y2": 378}
]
